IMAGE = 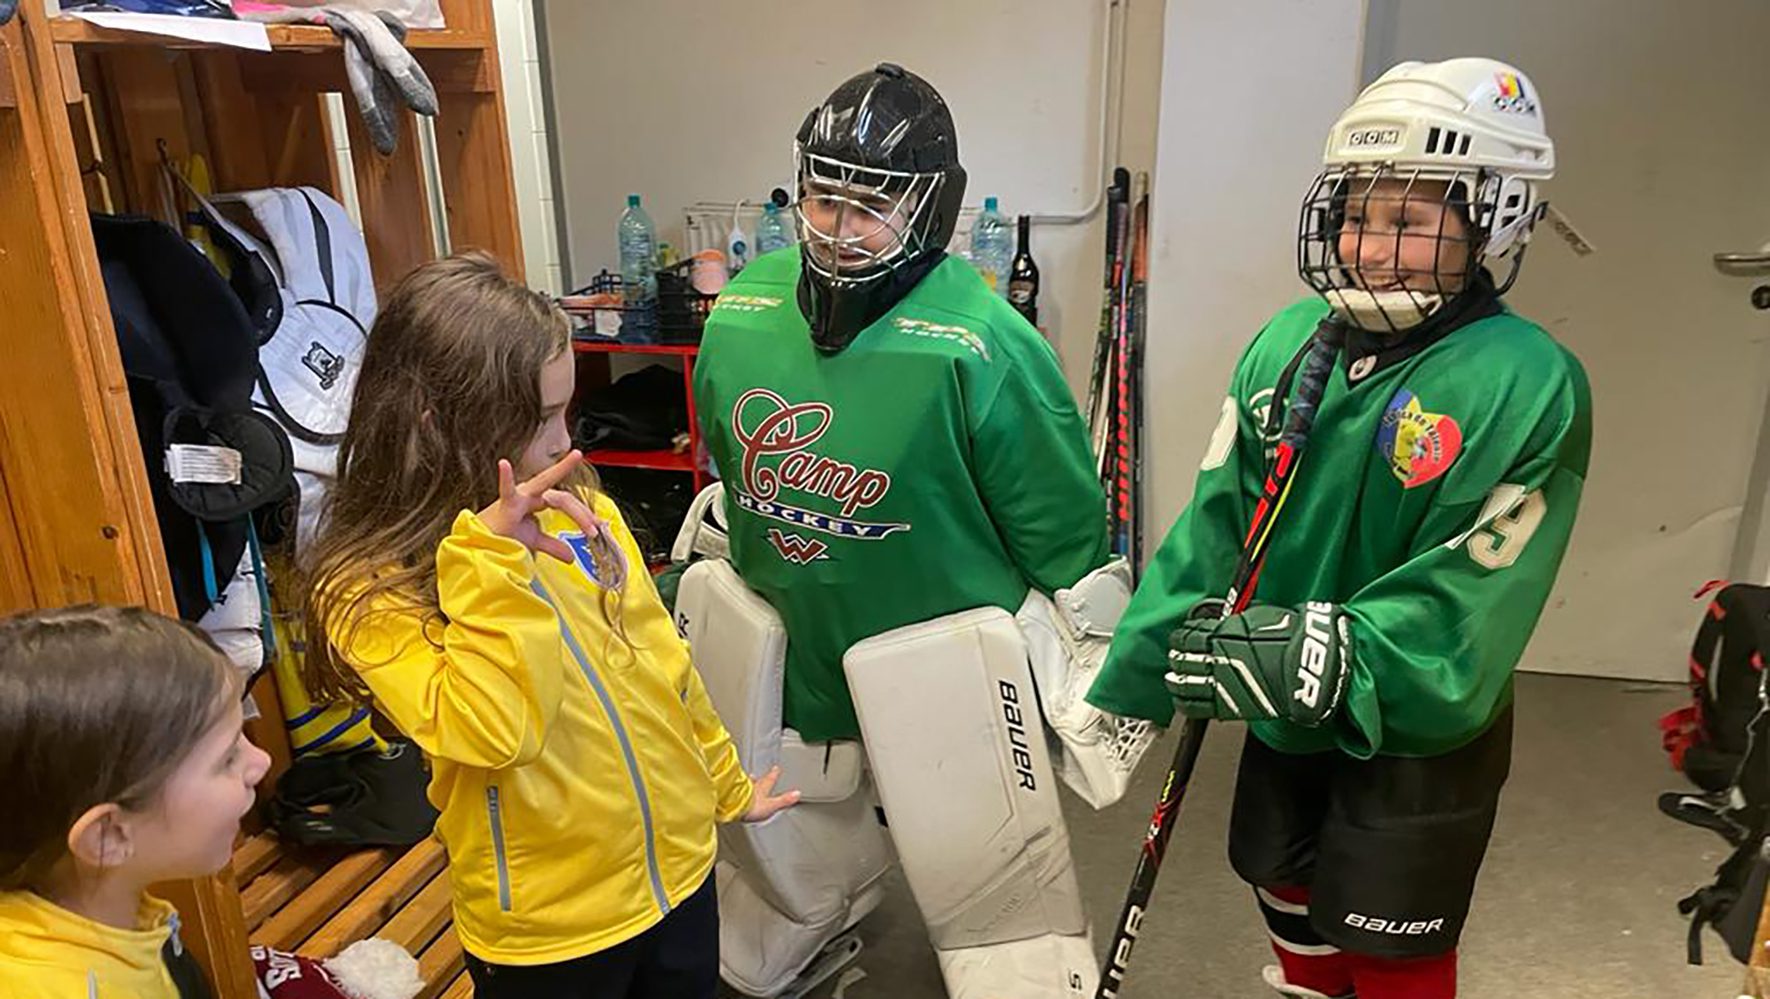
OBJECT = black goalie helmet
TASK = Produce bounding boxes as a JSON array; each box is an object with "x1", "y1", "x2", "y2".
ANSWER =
[{"x1": 793, "y1": 63, "x2": 967, "y2": 352}]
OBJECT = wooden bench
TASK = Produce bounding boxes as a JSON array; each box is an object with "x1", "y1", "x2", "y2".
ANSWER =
[{"x1": 231, "y1": 830, "x2": 467, "y2": 999}]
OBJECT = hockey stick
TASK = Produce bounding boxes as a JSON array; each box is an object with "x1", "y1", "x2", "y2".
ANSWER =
[
  {"x1": 1110, "y1": 170, "x2": 1137, "y2": 557},
  {"x1": 1129, "y1": 182, "x2": 1150, "y2": 571},
  {"x1": 1095, "y1": 316, "x2": 1346, "y2": 999},
  {"x1": 1087, "y1": 170, "x2": 1129, "y2": 429},
  {"x1": 1089, "y1": 170, "x2": 1132, "y2": 480},
  {"x1": 1117, "y1": 174, "x2": 1150, "y2": 565},
  {"x1": 1099, "y1": 170, "x2": 1134, "y2": 497}
]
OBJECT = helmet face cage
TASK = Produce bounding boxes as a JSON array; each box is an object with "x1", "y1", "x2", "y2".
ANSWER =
[
  {"x1": 794, "y1": 147, "x2": 948, "y2": 287},
  {"x1": 1297, "y1": 162, "x2": 1511, "y2": 334}
]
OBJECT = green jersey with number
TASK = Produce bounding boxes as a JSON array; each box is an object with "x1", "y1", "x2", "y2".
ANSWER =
[
  {"x1": 695, "y1": 248, "x2": 1109, "y2": 741},
  {"x1": 1087, "y1": 295, "x2": 1591, "y2": 758}
]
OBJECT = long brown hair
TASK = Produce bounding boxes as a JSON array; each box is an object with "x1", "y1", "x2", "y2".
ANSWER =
[
  {"x1": 0, "y1": 605, "x2": 237, "y2": 892},
  {"x1": 305, "y1": 252, "x2": 599, "y2": 701}
]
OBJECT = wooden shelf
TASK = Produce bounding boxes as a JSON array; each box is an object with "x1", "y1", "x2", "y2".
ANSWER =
[
  {"x1": 49, "y1": 17, "x2": 491, "y2": 52},
  {"x1": 587, "y1": 448, "x2": 696, "y2": 473},
  {"x1": 571, "y1": 339, "x2": 700, "y2": 357}
]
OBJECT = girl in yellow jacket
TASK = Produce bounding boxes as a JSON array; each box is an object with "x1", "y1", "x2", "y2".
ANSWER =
[
  {"x1": 0, "y1": 605, "x2": 273, "y2": 998},
  {"x1": 305, "y1": 253, "x2": 797, "y2": 999}
]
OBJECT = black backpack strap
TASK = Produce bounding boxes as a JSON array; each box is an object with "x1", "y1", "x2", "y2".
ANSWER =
[
  {"x1": 1678, "y1": 883, "x2": 1724, "y2": 964},
  {"x1": 1680, "y1": 830, "x2": 1769, "y2": 965},
  {"x1": 1693, "y1": 595, "x2": 1724, "y2": 689},
  {"x1": 297, "y1": 187, "x2": 337, "y2": 304}
]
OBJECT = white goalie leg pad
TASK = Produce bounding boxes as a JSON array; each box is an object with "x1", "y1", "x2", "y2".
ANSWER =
[
  {"x1": 937, "y1": 934, "x2": 1099, "y2": 999},
  {"x1": 676, "y1": 560, "x2": 892, "y2": 996},
  {"x1": 844, "y1": 608, "x2": 1097, "y2": 999},
  {"x1": 1018, "y1": 557, "x2": 1159, "y2": 809}
]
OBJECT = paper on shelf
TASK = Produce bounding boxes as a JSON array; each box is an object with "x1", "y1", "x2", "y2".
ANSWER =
[{"x1": 65, "y1": 11, "x2": 272, "y2": 51}]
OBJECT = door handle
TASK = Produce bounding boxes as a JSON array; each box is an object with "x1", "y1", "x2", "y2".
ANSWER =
[{"x1": 1714, "y1": 252, "x2": 1770, "y2": 275}]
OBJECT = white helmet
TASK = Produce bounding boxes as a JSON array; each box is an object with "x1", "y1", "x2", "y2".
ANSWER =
[{"x1": 1298, "y1": 57, "x2": 1556, "y2": 331}]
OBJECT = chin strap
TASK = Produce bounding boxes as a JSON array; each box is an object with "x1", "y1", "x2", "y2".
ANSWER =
[{"x1": 1322, "y1": 287, "x2": 1443, "y2": 332}]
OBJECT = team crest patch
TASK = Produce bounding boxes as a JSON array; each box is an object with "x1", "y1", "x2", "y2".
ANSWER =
[
  {"x1": 1491, "y1": 72, "x2": 1538, "y2": 116},
  {"x1": 1375, "y1": 389, "x2": 1462, "y2": 488},
  {"x1": 302, "y1": 342, "x2": 346, "y2": 391},
  {"x1": 562, "y1": 531, "x2": 625, "y2": 588},
  {"x1": 766, "y1": 529, "x2": 829, "y2": 564}
]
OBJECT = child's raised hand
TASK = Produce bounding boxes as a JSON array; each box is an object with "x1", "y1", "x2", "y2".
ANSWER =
[
  {"x1": 742, "y1": 765, "x2": 802, "y2": 823},
  {"x1": 478, "y1": 451, "x2": 603, "y2": 565}
]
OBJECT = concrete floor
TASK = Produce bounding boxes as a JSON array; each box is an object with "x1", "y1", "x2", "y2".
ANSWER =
[{"x1": 718, "y1": 673, "x2": 1749, "y2": 998}]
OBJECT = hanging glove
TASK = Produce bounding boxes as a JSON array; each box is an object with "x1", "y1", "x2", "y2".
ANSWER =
[
  {"x1": 241, "y1": 6, "x2": 437, "y2": 156},
  {"x1": 322, "y1": 8, "x2": 437, "y2": 155},
  {"x1": 1164, "y1": 601, "x2": 1353, "y2": 726}
]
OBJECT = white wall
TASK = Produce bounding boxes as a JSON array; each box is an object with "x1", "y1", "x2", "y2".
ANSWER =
[
  {"x1": 1371, "y1": 0, "x2": 1770, "y2": 679},
  {"x1": 1140, "y1": 0, "x2": 1366, "y2": 525},
  {"x1": 538, "y1": 0, "x2": 1770, "y2": 684},
  {"x1": 491, "y1": 0, "x2": 565, "y2": 294},
  {"x1": 540, "y1": 0, "x2": 1165, "y2": 394}
]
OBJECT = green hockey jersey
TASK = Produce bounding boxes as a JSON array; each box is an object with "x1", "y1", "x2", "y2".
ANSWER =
[
  {"x1": 1087, "y1": 296, "x2": 1591, "y2": 758},
  {"x1": 694, "y1": 248, "x2": 1109, "y2": 741}
]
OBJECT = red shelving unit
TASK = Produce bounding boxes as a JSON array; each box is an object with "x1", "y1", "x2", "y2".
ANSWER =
[
  {"x1": 570, "y1": 337, "x2": 707, "y2": 493},
  {"x1": 584, "y1": 446, "x2": 696, "y2": 473},
  {"x1": 571, "y1": 341, "x2": 700, "y2": 357}
]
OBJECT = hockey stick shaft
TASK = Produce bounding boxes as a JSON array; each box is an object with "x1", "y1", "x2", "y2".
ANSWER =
[
  {"x1": 1118, "y1": 180, "x2": 1150, "y2": 563},
  {"x1": 1109, "y1": 172, "x2": 1135, "y2": 550},
  {"x1": 1095, "y1": 319, "x2": 1344, "y2": 999},
  {"x1": 1126, "y1": 174, "x2": 1151, "y2": 572},
  {"x1": 1086, "y1": 173, "x2": 1131, "y2": 437}
]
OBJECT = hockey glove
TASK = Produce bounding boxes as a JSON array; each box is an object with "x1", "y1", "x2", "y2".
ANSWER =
[{"x1": 1164, "y1": 602, "x2": 1351, "y2": 726}]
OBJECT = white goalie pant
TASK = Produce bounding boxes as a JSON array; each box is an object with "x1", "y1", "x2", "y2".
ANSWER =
[{"x1": 678, "y1": 557, "x2": 1152, "y2": 998}]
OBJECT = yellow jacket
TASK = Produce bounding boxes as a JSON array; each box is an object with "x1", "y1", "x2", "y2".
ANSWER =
[
  {"x1": 0, "y1": 891, "x2": 185, "y2": 998},
  {"x1": 331, "y1": 494, "x2": 754, "y2": 965}
]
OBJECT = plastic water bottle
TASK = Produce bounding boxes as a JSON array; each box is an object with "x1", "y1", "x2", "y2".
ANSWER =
[
  {"x1": 756, "y1": 201, "x2": 792, "y2": 256},
  {"x1": 617, "y1": 194, "x2": 658, "y2": 304},
  {"x1": 970, "y1": 196, "x2": 1012, "y2": 298}
]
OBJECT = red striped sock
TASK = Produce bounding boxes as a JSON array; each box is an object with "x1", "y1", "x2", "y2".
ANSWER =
[
  {"x1": 1345, "y1": 948, "x2": 1458, "y2": 999},
  {"x1": 1255, "y1": 884, "x2": 1353, "y2": 998}
]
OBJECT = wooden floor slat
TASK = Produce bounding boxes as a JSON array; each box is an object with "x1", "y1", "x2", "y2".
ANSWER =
[
  {"x1": 378, "y1": 870, "x2": 453, "y2": 954},
  {"x1": 439, "y1": 970, "x2": 473, "y2": 999},
  {"x1": 240, "y1": 853, "x2": 332, "y2": 931},
  {"x1": 232, "y1": 831, "x2": 284, "y2": 883},
  {"x1": 251, "y1": 846, "x2": 398, "y2": 951},
  {"x1": 415, "y1": 927, "x2": 466, "y2": 999},
  {"x1": 299, "y1": 837, "x2": 447, "y2": 958}
]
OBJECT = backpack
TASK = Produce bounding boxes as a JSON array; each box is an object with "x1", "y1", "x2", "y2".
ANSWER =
[
  {"x1": 92, "y1": 211, "x2": 295, "y2": 625},
  {"x1": 166, "y1": 174, "x2": 383, "y2": 759},
  {"x1": 1659, "y1": 581, "x2": 1770, "y2": 963},
  {"x1": 1662, "y1": 582, "x2": 1770, "y2": 798},
  {"x1": 168, "y1": 167, "x2": 374, "y2": 558}
]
